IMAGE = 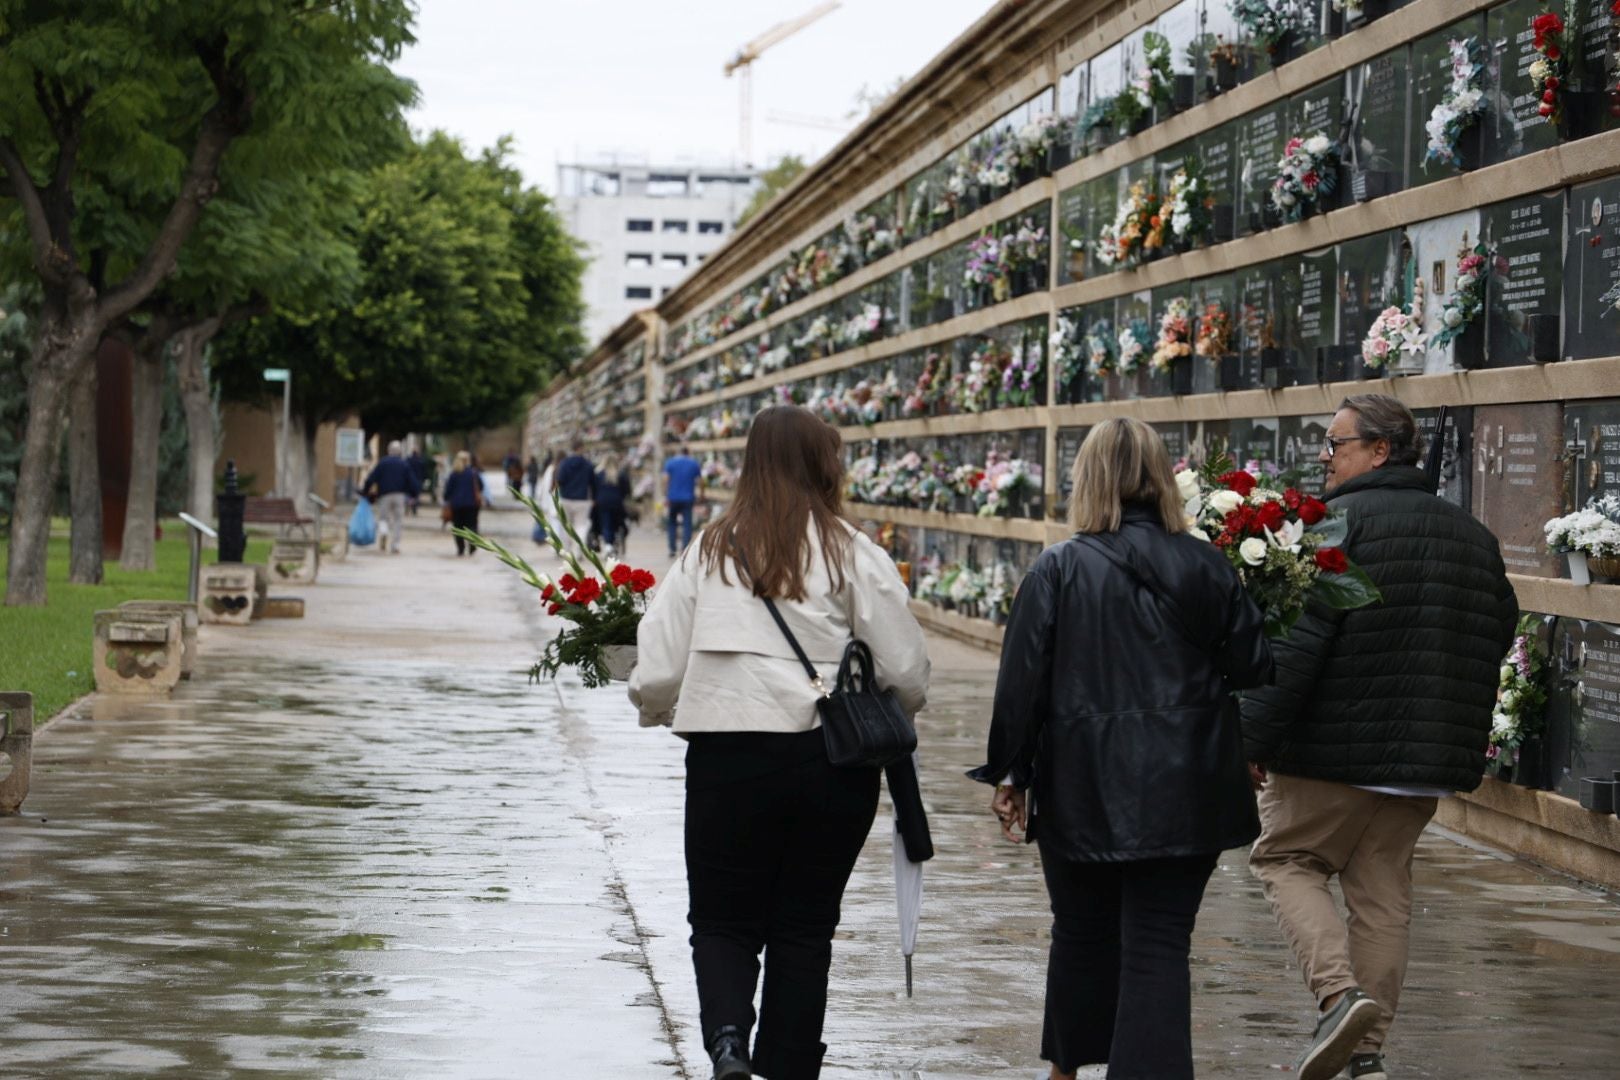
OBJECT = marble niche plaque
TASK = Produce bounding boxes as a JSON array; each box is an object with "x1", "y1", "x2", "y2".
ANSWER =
[
  {"x1": 1155, "y1": 421, "x2": 1191, "y2": 465},
  {"x1": 1276, "y1": 415, "x2": 1332, "y2": 495},
  {"x1": 1408, "y1": 209, "x2": 1486, "y2": 373},
  {"x1": 1295, "y1": 248, "x2": 1338, "y2": 383},
  {"x1": 1196, "y1": 120, "x2": 1241, "y2": 242},
  {"x1": 1569, "y1": 0, "x2": 1619, "y2": 139},
  {"x1": 1562, "y1": 399, "x2": 1620, "y2": 510},
  {"x1": 1238, "y1": 101, "x2": 1288, "y2": 233},
  {"x1": 1564, "y1": 176, "x2": 1620, "y2": 360},
  {"x1": 1345, "y1": 50, "x2": 1408, "y2": 203},
  {"x1": 1291, "y1": 77, "x2": 1346, "y2": 147},
  {"x1": 1190, "y1": 273, "x2": 1237, "y2": 396},
  {"x1": 1229, "y1": 417, "x2": 1281, "y2": 471},
  {"x1": 1336, "y1": 230, "x2": 1404, "y2": 377},
  {"x1": 1057, "y1": 185, "x2": 1089, "y2": 286},
  {"x1": 1483, "y1": 192, "x2": 1565, "y2": 365},
  {"x1": 1484, "y1": 0, "x2": 1563, "y2": 163},
  {"x1": 1186, "y1": 419, "x2": 1231, "y2": 469},
  {"x1": 1564, "y1": 621, "x2": 1620, "y2": 800},
  {"x1": 1056, "y1": 426, "x2": 1090, "y2": 506},
  {"x1": 1413, "y1": 405, "x2": 1475, "y2": 509},
  {"x1": 1237, "y1": 263, "x2": 1278, "y2": 391},
  {"x1": 1408, "y1": 19, "x2": 1489, "y2": 184},
  {"x1": 1147, "y1": 284, "x2": 1193, "y2": 397},
  {"x1": 1472, "y1": 402, "x2": 1565, "y2": 577}
]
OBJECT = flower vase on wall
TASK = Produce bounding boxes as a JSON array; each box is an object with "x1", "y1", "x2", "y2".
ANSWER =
[
  {"x1": 1170, "y1": 356, "x2": 1194, "y2": 396},
  {"x1": 1567, "y1": 550, "x2": 1590, "y2": 585},
  {"x1": 1528, "y1": 313, "x2": 1561, "y2": 362},
  {"x1": 1218, "y1": 354, "x2": 1244, "y2": 391},
  {"x1": 1268, "y1": 31, "x2": 1297, "y2": 69},
  {"x1": 1212, "y1": 53, "x2": 1241, "y2": 96},
  {"x1": 1048, "y1": 138, "x2": 1074, "y2": 173},
  {"x1": 1451, "y1": 320, "x2": 1486, "y2": 369},
  {"x1": 1211, "y1": 204, "x2": 1236, "y2": 242}
]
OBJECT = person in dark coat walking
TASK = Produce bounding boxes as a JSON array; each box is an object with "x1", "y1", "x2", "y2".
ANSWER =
[
  {"x1": 1241, "y1": 395, "x2": 1518, "y2": 1080},
  {"x1": 590, "y1": 453, "x2": 631, "y2": 556},
  {"x1": 972, "y1": 417, "x2": 1272, "y2": 1080},
  {"x1": 442, "y1": 450, "x2": 486, "y2": 557}
]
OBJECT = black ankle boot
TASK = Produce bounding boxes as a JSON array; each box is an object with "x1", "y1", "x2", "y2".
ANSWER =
[{"x1": 708, "y1": 1025, "x2": 752, "y2": 1079}]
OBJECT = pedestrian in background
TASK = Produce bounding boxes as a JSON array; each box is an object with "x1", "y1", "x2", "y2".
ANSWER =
[
  {"x1": 591, "y1": 452, "x2": 631, "y2": 557},
  {"x1": 406, "y1": 447, "x2": 428, "y2": 516},
  {"x1": 362, "y1": 440, "x2": 418, "y2": 555},
  {"x1": 552, "y1": 438, "x2": 596, "y2": 555},
  {"x1": 663, "y1": 442, "x2": 703, "y2": 558},
  {"x1": 973, "y1": 417, "x2": 1272, "y2": 1080},
  {"x1": 525, "y1": 455, "x2": 541, "y2": 500},
  {"x1": 630, "y1": 405, "x2": 930, "y2": 1080},
  {"x1": 1242, "y1": 395, "x2": 1517, "y2": 1080},
  {"x1": 442, "y1": 450, "x2": 486, "y2": 557}
]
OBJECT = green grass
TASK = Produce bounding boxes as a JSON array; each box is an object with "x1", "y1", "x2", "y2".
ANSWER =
[{"x1": 0, "y1": 521, "x2": 269, "y2": 721}]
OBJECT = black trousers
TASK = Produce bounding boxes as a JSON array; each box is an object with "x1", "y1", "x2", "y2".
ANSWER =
[
  {"x1": 1038, "y1": 845, "x2": 1219, "y2": 1079},
  {"x1": 449, "y1": 505, "x2": 479, "y2": 553},
  {"x1": 685, "y1": 730, "x2": 879, "y2": 1080}
]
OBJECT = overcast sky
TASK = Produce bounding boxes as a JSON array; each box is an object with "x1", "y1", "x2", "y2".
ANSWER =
[{"x1": 394, "y1": 0, "x2": 995, "y2": 193}]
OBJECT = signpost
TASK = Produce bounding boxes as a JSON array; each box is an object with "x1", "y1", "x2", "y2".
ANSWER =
[{"x1": 263, "y1": 367, "x2": 291, "y2": 496}]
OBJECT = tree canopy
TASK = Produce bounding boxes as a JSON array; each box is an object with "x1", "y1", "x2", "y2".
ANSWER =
[
  {"x1": 213, "y1": 132, "x2": 586, "y2": 436},
  {"x1": 737, "y1": 154, "x2": 806, "y2": 226}
]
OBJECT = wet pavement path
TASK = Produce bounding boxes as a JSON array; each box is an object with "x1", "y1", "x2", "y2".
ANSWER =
[{"x1": 3, "y1": 507, "x2": 1619, "y2": 1078}]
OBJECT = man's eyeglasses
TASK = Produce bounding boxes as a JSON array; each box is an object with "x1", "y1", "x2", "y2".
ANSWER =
[{"x1": 1321, "y1": 435, "x2": 1370, "y2": 459}]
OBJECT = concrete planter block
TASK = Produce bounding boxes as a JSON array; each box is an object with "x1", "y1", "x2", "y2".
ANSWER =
[
  {"x1": 200, "y1": 565, "x2": 258, "y2": 625},
  {"x1": 93, "y1": 609, "x2": 183, "y2": 695},
  {"x1": 0, "y1": 691, "x2": 33, "y2": 814},
  {"x1": 119, "y1": 600, "x2": 199, "y2": 680},
  {"x1": 268, "y1": 538, "x2": 319, "y2": 585}
]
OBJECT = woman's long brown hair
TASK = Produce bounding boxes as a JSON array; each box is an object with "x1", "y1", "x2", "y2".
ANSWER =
[{"x1": 697, "y1": 405, "x2": 851, "y2": 601}]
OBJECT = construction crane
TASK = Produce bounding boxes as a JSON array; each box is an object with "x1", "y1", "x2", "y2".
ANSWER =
[{"x1": 724, "y1": 1, "x2": 841, "y2": 167}]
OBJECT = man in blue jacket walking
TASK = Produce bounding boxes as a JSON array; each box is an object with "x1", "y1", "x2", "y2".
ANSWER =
[{"x1": 363, "y1": 441, "x2": 419, "y2": 554}]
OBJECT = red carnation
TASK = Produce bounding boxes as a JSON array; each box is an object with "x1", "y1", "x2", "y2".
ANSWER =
[
  {"x1": 1543, "y1": 89, "x2": 1557, "y2": 104},
  {"x1": 1314, "y1": 546, "x2": 1349, "y2": 574},
  {"x1": 1539, "y1": 103, "x2": 1554, "y2": 117},
  {"x1": 1219, "y1": 470, "x2": 1257, "y2": 497},
  {"x1": 541, "y1": 584, "x2": 556, "y2": 601},
  {"x1": 629, "y1": 569, "x2": 656, "y2": 593},
  {"x1": 610, "y1": 564, "x2": 634, "y2": 588},
  {"x1": 1299, "y1": 497, "x2": 1328, "y2": 526},
  {"x1": 570, "y1": 578, "x2": 603, "y2": 605},
  {"x1": 559, "y1": 574, "x2": 578, "y2": 592},
  {"x1": 1283, "y1": 489, "x2": 1303, "y2": 510},
  {"x1": 1546, "y1": 45, "x2": 1560, "y2": 60},
  {"x1": 1546, "y1": 76, "x2": 1560, "y2": 90},
  {"x1": 546, "y1": 602, "x2": 561, "y2": 616}
]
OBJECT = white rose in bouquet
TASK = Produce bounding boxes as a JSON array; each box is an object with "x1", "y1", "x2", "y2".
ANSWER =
[
  {"x1": 1175, "y1": 469, "x2": 1201, "y2": 501},
  {"x1": 1444, "y1": 308, "x2": 1465, "y2": 328},
  {"x1": 1304, "y1": 134, "x2": 1333, "y2": 156},
  {"x1": 1209, "y1": 489, "x2": 1244, "y2": 515},
  {"x1": 1239, "y1": 537, "x2": 1269, "y2": 566}
]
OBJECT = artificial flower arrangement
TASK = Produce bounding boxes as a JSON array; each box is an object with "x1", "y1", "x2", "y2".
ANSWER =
[
  {"x1": 1423, "y1": 38, "x2": 1486, "y2": 171},
  {"x1": 975, "y1": 451, "x2": 1044, "y2": 517},
  {"x1": 1270, "y1": 133, "x2": 1339, "y2": 221},
  {"x1": 1014, "y1": 113, "x2": 1064, "y2": 173},
  {"x1": 1150, "y1": 297, "x2": 1194, "y2": 373},
  {"x1": 1176, "y1": 455, "x2": 1381, "y2": 636},
  {"x1": 1051, "y1": 312, "x2": 1086, "y2": 389},
  {"x1": 901, "y1": 351, "x2": 946, "y2": 417},
  {"x1": 974, "y1": 136, "x2": 1015, "y2": 193},
  {"x1": 1488, "y1": 616, "x2": 1550, "y2": 772},
  {"x1": 951, "y1": 340, "x2": 1012, "y2": 413},
  {"x1": 701, "y1": 455, "x2": 739, "y2": 490},
  {"x1": 964, "y1": 232, "x2": 1010, "y2": 301},
  {"x1": 793, "y1": 314, "x2": 834, "y2": 354},
  {"x1": 1097, "y1": 181, "x2": 1161, "y2": 267},
  {"x1": 1361, "y1": 280, "x2": 1427, "y2": 371},
  {"x1": 1003, "y1": 220, "x2": 1050, "y2": 286},
  {"x1": 1115, "y1": 31, "x2": 1174, "y2": 128},
  {"x1": 1165, "y1": 158, "x2": 1212, "y2": 244},
  {"x1": 1528, "y1": 8, "x2": 1569, "y2": 125},
  {"x1": 1430, "y1": 238, "x2": 1490, "y2": 350},
  {"x1": 456, "y1": 490, "x2": 657, "y2": 689},
  {"x1": 1545, "y1": 493, "x2": 1620, "y2": 559},
  {"x1": 999, "y1": 336, "x2": 1045, "y2": 408},
  {"x1": 1086, "y1": 319, "x2": 1117, "y2": 376},
  {"x1": 1195, "y1": 302, "x2": 1233, "y2": 359},
  {"x1": 836, "y1": 302, "x2": 885, "y2": 349},
  {"x1": 1116, "y1": 318, "x2": 1152, "y2": 375},
  {"x1": 1230, "y1": 0, "x2": 1302, "y2": 56}
]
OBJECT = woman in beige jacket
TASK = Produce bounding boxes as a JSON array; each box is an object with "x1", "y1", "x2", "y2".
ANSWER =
[{"x1": 630, "y1": 405, "x2": 929, "y2": 1080}]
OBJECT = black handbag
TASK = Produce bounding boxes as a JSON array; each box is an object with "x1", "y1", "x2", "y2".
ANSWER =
[{"x1": 757, "y1": 594, "x2": 918, "y2": 769}]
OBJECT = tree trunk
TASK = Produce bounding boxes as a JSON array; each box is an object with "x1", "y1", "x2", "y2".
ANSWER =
[
  {"x1": 282, "y1": 412, "x2": 315, "y2": 509},
  {"x1": 66, "y1": 364, "x2": 103, "y2": 584},
  {"x1": 5, "y1": 359, "x2": 75, "y2": 606},
  {"x1": 174, "y1": 320, "x2": 222, "y2": 523},
  {"x1": 118, "y1": 344, "x2": 167, "y2": 571}
]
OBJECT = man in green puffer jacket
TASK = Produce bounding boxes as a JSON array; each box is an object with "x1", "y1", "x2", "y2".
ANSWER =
[{"x1": 1241, "y1": 394, "x2": 1518, "y2": 1080}]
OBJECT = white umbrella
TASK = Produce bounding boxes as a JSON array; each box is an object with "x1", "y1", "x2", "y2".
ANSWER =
[{"x1": 888, "y1": 750, "x2": 929, "y2": 997}]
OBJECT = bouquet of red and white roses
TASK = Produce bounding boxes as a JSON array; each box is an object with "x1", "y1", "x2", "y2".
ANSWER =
[
  {"x1": 1176, "y1": 457, "x2": 1381, "y2": 637},
  {"x1": 455, "y1": 489, "x2": 658, "y2": 688}
]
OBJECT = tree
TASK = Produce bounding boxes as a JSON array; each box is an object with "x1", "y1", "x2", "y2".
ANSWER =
[
  {"x1": 737, "y1": 154, "x2": 806, "y2": 226},
  {"x1": 214, "y1": 133, "x2": 585, "y2": 448},
  {"x1": 0, "y1": 1, "x2": 415, "y2": 605}
]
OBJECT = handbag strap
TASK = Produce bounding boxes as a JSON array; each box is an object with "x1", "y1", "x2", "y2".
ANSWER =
[{"x1": 732, "y1": 545, "x2": 829, "y2": 697}]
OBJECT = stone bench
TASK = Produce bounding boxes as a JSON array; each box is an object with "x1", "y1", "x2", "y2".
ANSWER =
[
  {"x1": 93, "y1": 609, "x2": 184, "y2": 695},
  {"x1": 200, "y1": 564, "x2": 267, "y2": 625},
  {"x1": 0, "y1": 692, "x2": 32, "y2": 814},
  {"x1": 268, "y1": 536, "x2": 319, "y2": 585},
  {"x1": 118, "y1": 600, "x2": 199, "y2": 680}
]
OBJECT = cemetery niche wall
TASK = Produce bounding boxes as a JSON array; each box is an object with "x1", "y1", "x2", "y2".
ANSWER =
[{"x1": 535, "y1": 0, "x2": 1620, "y2": 875}]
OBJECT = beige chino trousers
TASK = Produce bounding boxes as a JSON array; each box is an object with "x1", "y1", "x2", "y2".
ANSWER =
[{"x1": 1249, "y1": 773, "x2": 1438, "y2": 1054}]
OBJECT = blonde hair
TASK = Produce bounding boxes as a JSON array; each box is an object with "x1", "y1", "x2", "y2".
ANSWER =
[
  {"x1": 598, "y1": 453, "x2": 620, "y2": 476},
  {"x1": 453, "y1": 450, "x2": 471, "y2": 471},
  {"x1": 1069, "y1": 417, "x2": 1186, "y2": 534}
]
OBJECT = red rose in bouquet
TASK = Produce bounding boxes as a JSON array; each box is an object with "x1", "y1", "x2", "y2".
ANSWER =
[
  {"x1": 1219, "y1": 469, "x2": 1257, "y2": 497},
  {"x1": 1314, "y1": 546, "x2": 1350, "y2": 574},
  {"x1": 1298, "y1": 496, "x2": 1328, "y2": 525}
]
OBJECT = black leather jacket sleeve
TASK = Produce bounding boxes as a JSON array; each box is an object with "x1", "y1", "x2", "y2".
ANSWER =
[{"x1": 969, "y1": 562, "x2": 1057, "y2": 789}]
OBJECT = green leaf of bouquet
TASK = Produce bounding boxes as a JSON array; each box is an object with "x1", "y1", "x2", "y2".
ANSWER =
[{"x1": 1310, "y1": 564, "x2": 1382, "y2": 610}]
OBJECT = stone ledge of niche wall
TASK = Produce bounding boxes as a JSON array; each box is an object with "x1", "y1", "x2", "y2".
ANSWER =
[
  {"x1": 1460, "y1": 777, "x2": 1620, "y2": 854},
  {"x1": 908, "y1": 599, "x2": 1006, "y2": 650},
  {"x1": 1508, "y1": 574, "x2": 1620, "y2": 624}
]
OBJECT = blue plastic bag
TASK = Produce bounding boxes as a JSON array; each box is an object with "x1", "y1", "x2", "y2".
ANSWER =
[
  {"x1": 348, "y1": 498, "x2": 377, "y2": 546},
  {"x1": 531, "y1": 521, "x2": 548, "y2": 545}
]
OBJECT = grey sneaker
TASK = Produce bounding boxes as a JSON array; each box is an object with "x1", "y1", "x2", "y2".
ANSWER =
[
  {"x1": 1297, "y1": 988, "x2": 1381, "y2": 1080},
  {"x1": 1348, "y1": 1053, "x2": 1388, "y2": 1079}
]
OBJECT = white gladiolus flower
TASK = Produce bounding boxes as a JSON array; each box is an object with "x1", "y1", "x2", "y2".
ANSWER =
[
  {"x1": 1175, "y1": 470, "x2": 1201, "y2": 501},
  {"x1": 1239, "y1": 538, "x2": 1269, "y2": 566},
  {"x1": 1209, "y1": 490, "x2": 1244, "y2": 515}
]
